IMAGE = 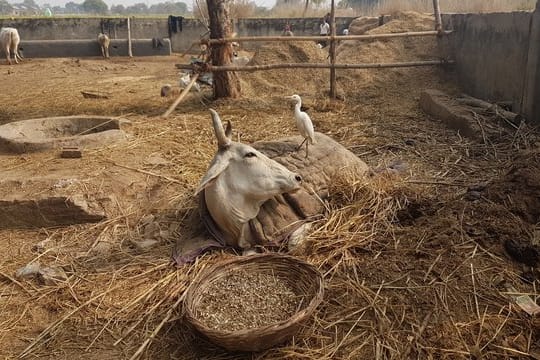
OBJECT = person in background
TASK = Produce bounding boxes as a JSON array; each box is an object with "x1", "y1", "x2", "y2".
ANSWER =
[
  {"x1": 283, "y1": 22, "x2": 294, "y2": 36},
  {"x1": 319, "y1": 18, "x2": 330, "y2": 48}
]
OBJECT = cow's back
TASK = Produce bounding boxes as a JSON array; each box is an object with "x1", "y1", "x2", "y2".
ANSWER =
[{"x1": 200, "y1": 132, "x2": 369, "y2": 246}]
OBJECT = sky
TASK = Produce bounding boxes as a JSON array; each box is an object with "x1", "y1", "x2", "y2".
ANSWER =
[{"x1": 15, "y1": 0, "x2": 277, "y2": 9}]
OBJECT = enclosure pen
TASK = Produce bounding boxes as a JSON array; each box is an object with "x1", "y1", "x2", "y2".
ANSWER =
[{"x1": 178, "y1": 0, "x2": 452, "y2": 99}]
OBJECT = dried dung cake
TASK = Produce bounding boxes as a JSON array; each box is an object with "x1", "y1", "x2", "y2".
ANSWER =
[{"x1": 195, "y1": 270, "x2": 300, "y2": 332}]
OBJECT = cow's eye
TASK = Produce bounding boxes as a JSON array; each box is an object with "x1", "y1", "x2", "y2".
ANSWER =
[{"x1": 245, "y1": 152, "x2": 257, "y2": 158}]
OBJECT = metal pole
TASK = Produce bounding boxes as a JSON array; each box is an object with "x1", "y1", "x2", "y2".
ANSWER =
[
  {"x1": 127, "y1": 17, "x2": 133, "y2": 57},
  {"x1": 432, "y1": 0, "x2": 443, "y2": 33},
  {"x1": 329, "y1": 0, "x2": 337, "y2": 98}
]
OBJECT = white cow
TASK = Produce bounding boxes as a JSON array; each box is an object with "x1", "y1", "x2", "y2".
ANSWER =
[
  {"x1": 0, "y1": 27, "x2": 22, "y2": 65},
  {"x1": 195, "y1": 109, "x2": 303, "y2": 249},
  {"x1": 97, "y1": 33, "x2": 110, "y2": 59}
]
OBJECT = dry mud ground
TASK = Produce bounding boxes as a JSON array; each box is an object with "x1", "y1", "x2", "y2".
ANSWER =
[{"x1": 1, "y1": 12, "x2": 540, "y2": 360}]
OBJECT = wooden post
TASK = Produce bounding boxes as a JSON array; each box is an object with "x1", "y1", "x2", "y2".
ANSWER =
[
  {"x1": 329, "y1": 0, "x2": 337, "y2": 98},
  {"x1": 198, "y1": 30, "x2": 453, "y2": 45},
  {"x1": 162, "y1": 74, "x2": 200, "y2": 117},
  {"x1": 127, "y1": 17, "x2": 133, "y2": 57},
  {"x1": 432, "y1": 0, "x2": 442, "y2": 33},
  {"x1": 175, "y1": 59, "x2": 455, "y2": 72},
  {"x1": 207, "y1": 0, "x2": 241, "y2": 99}
]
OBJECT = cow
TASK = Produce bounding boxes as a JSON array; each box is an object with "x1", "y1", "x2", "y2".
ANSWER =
[
  {"x1": 97, "y1": 33, "x2": 110, "y2": 59},
  {"x1": 0, "y1": 27, "x2": 22, "y2": 65},
  {"x1": 173, "y1": 109, "x2": 371, "y2": 265},
  {"x1": 194, "y1": 109, "x2": 303, "y2": 250}
]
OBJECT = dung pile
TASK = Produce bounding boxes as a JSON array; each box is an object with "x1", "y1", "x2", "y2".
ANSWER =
[{"x1": 487, "y1": 150, "x2": 540, "y2": 224}]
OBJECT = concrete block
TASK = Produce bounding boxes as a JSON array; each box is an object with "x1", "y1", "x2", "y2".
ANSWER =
[
  {"x1": 420, "y1": 89, "x2": 476, "y2": 138},
  {"x1": 18, "y1": 38, "x2": 171, "y2": 58}
]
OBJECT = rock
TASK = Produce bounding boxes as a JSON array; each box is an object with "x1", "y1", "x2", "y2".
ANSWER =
[
  {"x1": 15, "y1": 262, "x2": 68, "y2": 285},
  {"x1": 0, "y1": 195, "x2": 106, "y2": 229},
  {"x1": 37, "y1": 266, "x2": 68, "y2": 285},
  {"x1": 464, "y1": 190, "x2": 482, "y2": 201},
  {"x1": 139, "y1": 214, "x2": 154, "y2": 226},
  {"x1": 15, "y1": 262, "x2": 41, "y2": 279},
  {"x1": 143, "y1": 221, "x2": 160, "y2": 238},
  {"x1": 132, "y1": 238, "x2": 160, "y2": 251},
  {"x1": 91, "y1": 240, "x2": 113, "y2": 256},
  {"x1": 404, "y1": 139, "x2": 415, "y2": 146},
  {"x1": 144, "y1": 153, "x2": 170, "y2": 166},
  {"x1": 468, "y1": 183, "x2": 487, "y2": 192}
]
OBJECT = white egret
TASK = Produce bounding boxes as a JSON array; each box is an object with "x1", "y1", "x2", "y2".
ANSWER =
[{"x1": 287, "y1": 94, "x2": 316, "y2": 158}]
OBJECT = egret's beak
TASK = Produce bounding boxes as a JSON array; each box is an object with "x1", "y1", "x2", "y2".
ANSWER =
[{"x1": 285, "y1": 96, "x2": 294, "y2": 100}]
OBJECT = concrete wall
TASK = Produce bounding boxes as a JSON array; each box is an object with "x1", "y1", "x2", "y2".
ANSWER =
[
  {"x1": 0, "y1": 16, "x2": 356, "y2": 53},
  {"x1": 522, "y1": 2, "x2": 540, "y2": 123},
  {"x1": 19, "y1": 39, "x2": 172, "y2": 58},
  {"x1": 442, "y1": 12, "x2": 532, "y2": 113}
]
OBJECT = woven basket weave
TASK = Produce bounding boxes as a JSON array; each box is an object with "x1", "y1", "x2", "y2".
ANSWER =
[{"x1": 184, "y1": 253, "x2": 324, "y2": 352}]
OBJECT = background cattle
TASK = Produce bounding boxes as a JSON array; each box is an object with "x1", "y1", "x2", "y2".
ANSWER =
[{"x1": 0, "y1": 27, "x2": 22, "y2": 65}]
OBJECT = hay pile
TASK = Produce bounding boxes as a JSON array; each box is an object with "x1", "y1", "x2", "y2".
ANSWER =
[
  {"x1": 2, "y1": 11, "x2": 540, "y2": 360},
  {"x1": 241, "y1": 41, "x2": 330, "y2": 98}
]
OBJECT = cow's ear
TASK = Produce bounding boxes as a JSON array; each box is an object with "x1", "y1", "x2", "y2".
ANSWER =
[
  {"x1": 224, "y1": 120, "x2": 232, "y2": 140},
  {"x1": 194, "y1": 153, "x2": 230, "y2": 195}
]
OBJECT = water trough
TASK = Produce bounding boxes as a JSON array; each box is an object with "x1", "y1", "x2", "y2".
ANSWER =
[{"x1": 0, "y1": 115, "x2": 129, "y2": 153}]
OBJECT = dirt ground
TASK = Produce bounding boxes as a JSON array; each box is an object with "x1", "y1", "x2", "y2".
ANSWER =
[{"x1": 1, "y1": 12, "x2": 540, "y2": 360}]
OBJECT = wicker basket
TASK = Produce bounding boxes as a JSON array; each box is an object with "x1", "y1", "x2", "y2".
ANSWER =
[{"x1": 184, "y1": 253, "x2": 324, "y2": 352}]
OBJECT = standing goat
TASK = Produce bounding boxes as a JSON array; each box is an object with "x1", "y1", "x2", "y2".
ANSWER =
[
  {"x1": 97, "y1": 33, "x2": 110, "y2": 59},
  {"x1": 0, "y1": 27, "x2": 22, "y2": 65}
]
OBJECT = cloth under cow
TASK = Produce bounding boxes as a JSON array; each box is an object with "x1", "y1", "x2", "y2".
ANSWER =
[{"x1": 173, "y1": 132, "x2": 369, "y2": 265}]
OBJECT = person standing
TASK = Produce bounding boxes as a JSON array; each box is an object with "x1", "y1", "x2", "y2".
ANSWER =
[{"x1": 319, "y1": 18, "x2": 330, "y2": 48}]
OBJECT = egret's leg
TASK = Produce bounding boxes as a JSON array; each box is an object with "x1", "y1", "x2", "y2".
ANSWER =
[
  {"x1": 296, "y1": 137, "x2": 307, "y2": 151},
  {"x1": 305, "y1": 141, "x2": 309, "y2": 158}
]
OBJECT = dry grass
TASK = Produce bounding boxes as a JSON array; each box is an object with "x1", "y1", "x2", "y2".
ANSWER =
[
  {"x1": 1, "y1": 11, "x2": 540, "y2": 360},
  {"x1": 353, "y1": 0, "x2": 536, "y2": 16}
]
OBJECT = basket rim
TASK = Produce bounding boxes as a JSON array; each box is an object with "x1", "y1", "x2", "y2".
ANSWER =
[{"x1": 184, "y1": 253, "x2": 324, "y2": 336}]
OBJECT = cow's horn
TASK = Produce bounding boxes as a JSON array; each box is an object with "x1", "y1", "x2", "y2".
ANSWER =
[{"x1": 209, "y1": 109, "x2": 231, "y2": 148}]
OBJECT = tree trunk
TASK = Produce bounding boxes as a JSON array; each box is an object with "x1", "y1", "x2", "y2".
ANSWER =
[{"x1": 206, "y1": 0, "x2": 241, "y2": 99}]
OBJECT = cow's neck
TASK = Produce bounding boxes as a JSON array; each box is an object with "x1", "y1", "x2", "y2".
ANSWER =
[{"x1": 204, "y1": 178, "x2": 263, "y2": 248}]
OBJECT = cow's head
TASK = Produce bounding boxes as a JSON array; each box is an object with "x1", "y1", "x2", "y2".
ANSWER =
[{"x1": 195, "y1": 109, "x2": 302, "y2": 248}]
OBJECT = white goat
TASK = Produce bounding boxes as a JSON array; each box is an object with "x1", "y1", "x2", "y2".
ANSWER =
[
  {"x1": 97, "y1": 33, "x2": 110, "y2": 59},
  {"x1": 0, "y1": 27, "x2": 22, "y2": 65},
  {"x1": 195, "y1": 109, "x2": 303, "y2": 249}
]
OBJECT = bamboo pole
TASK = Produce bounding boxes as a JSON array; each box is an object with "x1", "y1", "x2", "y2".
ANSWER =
[
  {"x1": 175, "y1": 60, "x2": 454, "y2": 72},
  {"x1": 329, "y1": 0, "x2": 337, "y2": 98},
  {"x1": 162, "y1": 74, "x2": 200, "y2": 117},
  {"x1": 127, "y1": 17, "x2": 133, "y2": 57},
  {"x1": 195, "y1": 30, "x2": 453, "y2": 45},
  {"x1": 433, "y1": 0, "x2": 443, "y2": 33}
]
